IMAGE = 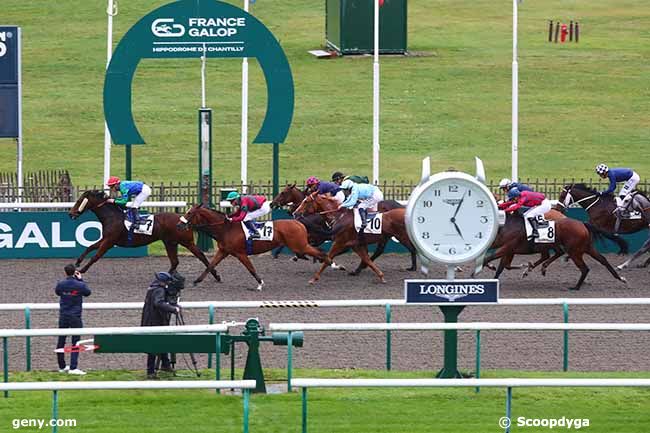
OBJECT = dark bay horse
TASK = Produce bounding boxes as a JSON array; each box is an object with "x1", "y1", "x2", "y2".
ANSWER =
[
  {"x1": 272, "y1": 184, "x2": 417, "y2": 273},
  {"x1": 481, "y1": 211, "x2": 626, "y2": 290},
  {"x1": 69, "y1": 190, "x2": 221, "y2": 282},
  {"x1": 294, "y1": 193, "x2": 415, "y2": 283},
  {"x1": 178, "y1": 204, "x2": 331, "y2": 290},
  {"x1": 559, "y1": 183, "x2": 650, "y2": 268}
]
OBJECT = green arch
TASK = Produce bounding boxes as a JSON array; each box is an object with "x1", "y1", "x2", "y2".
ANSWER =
[{"x1": 103, "y1": 0, "x2": 294, "y2": 144}]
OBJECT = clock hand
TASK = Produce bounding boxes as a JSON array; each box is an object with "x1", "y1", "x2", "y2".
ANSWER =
[
  {"x1": 452, "y1": 190, "x2": 467, "y2": 219},
  {"x1": 452, "y1": 220, "x2": 465, "y2": 240}
]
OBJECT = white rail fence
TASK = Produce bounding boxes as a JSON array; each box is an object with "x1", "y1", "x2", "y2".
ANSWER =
[
  {"x1": 2, "y1": 380, "x2": 255, "y2": 433},
  {"x1": 3, "y1": 298, "x2": 650, "y2": 373},
  {"x1": 294, "y1": 378, "x2": 650, "y2": 433},
  {"x1": 0, "y1": 201, "x2": 187, "y2": 209}
]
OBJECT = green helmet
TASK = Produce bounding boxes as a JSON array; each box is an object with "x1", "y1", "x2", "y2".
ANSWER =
[{"x1": 226, "y1": 191, "x2": 240, "y2": 201}]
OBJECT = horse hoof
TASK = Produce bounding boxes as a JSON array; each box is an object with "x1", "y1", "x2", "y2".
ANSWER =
[
  {"x1": 192, "y1": 280, "x2": 201, "y2": 286},
  {"x1": 620, "y1": 276, "x2": 628, "y2": 285},
  {"x1": 568, "y1": 286, "x2": 579, "y2": 291},
  {"x1": 249, "y1": 281, "x2": 264, "y2": 292},
  {"x1": 616, "y1": 264, "x2": 627, "y2": 271},
  {"x1": 379, "y1": 277, "x2": 386, "y2": 284},
  {"x1": 308, "y1": 279, "x2": 317, "y2": 285},
  {"x1": 406, "y1": 267, "x2": 416, "y2": 272},
  {"x1": 348, "y1": 271, "x2": 360, "y2": 276},
  {"x1": 291, "y1": 256, "x2": 299, "y2": 262}
]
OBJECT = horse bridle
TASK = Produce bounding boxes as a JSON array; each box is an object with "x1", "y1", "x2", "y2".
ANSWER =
[{"x1": 562, "y1": 187, "x2": 601, "y2": 211}]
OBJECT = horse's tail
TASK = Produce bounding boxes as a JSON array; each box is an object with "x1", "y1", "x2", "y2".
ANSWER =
[{"x1": 583, "y1": 222, "x2": 629, "y2": 255}]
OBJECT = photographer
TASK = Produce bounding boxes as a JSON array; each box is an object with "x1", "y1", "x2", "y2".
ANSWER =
[
  {"x1": 55, "y1": 264, "x2": 91, "y2": 375},
  {"x1": 141, "y1": 271, "x2": 184, "y2": 379}
]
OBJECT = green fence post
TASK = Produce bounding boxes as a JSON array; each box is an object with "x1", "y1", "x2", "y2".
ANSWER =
[
  {"x1": 51, "y1": 390, "x2": 59, "y2": 433},
  {"x1": 302, "y1": 387, "x2": 308, "y2": 433},
  {"x1": 243, "y1": 388, "x2": 250, "y2": 433},
  {"x1": 207, "y1": 305, "x2": 214, "y2": 369},
  {"x1": 3, "y1": 337, "x2": 8, "y2": 398},
  {"x1": 505, "y1": 387, "x2": 512, "y2": 433},
  {"x1": 287, "y1": 331, "x2": 293, "y2": 392},
  {"x1": 25, "y1": 307, "x2": 31, "y2": 372},
  {"x1": 475, "y1": 330, "x2": 481, "y2": 393},
  {"x1": 385, "y1": 304, "x2": 392, "y2": 371},
  {"x1": 563, "y1": 303, "x2": 569, "y2": 372}
]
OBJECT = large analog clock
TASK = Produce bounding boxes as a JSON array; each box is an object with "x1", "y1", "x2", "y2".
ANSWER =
[{"x1": 406, "y1": 171, "x2": 500, "y2": 265}]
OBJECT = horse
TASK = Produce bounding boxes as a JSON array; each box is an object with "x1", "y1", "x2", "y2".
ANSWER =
[
  {"x1": 272, "y1": 184, "x2": 417, "y2": 273},
  {"x1": 294, "y1": 192, "x2": 415, "y2": 283},
  {"x1": 481, "y1": 210, "x2": 626, "y2": 290},
  {"x1": 558, "y1": 183, "x2": 649, "y2": 267},
  {"x1": 177, "y1": 204, "x2": 331, "y2": 290},
  {"x1": 68, "y1": 190, "x2": 221, "y2": 282}
]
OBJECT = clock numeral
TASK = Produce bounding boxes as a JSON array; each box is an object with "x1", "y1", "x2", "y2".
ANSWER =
[
  {"x1": 448, "y1": 247, "x2": 457, "y2": 255},
  {"x1": 433, "y1": 243, "x2": 440, "y2": 251},
  {"x1": 433, "y1": 190, "x2": 441, "y2": 197},
  {"x1": 417, "y1": 216, "x2": 425, "y2": 224},
  {"x1": 467, "y1": 189, "x2": 471, "y2": 197},
  {"x1": 475, "y1": 232, "x2": 483, "y2": 239},
  {"x1": 476, "y1": 200, "x2": 484, "y2": 208},
  {"x1": 448, "y1": 184, "x2": 459, "y2": 193},
  {"x1": 422, "y1": 232, "x2": 430, "y2": 239},
  {"x1": 480, "y1": 216, "x2": 488, "y2": 224},
  {"x1": 464, "y1": 244, "x2": 472, "y2": 251},
  {"x1": 423, "y1": 200, "x2": 433, "y2": 208}
]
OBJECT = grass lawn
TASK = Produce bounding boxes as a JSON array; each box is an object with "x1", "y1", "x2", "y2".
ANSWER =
[
  {"x1": 0, "y1": 0, "x2": 648, "y2": 186},
  {"x1": 1, "y1": 369, "x2": 649, "y2": 432}
]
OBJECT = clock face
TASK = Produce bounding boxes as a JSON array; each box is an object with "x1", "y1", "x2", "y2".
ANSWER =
[{"x1": 406, "y1": 172, "x2": 499, "y2": 264}]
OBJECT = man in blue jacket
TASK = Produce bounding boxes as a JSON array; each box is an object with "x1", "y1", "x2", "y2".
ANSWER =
[
  {"x1": 55, "y1": 264, "x2": 91, "y2": 375},
  {"x1": 596, "y1": 164, "x2": 641, "y2": 233}
]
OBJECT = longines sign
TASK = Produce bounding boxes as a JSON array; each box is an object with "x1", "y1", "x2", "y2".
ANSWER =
[
  {"x1": 0, "y1": 212, "x2": 146, "y2": 258},
  {"x1": 404, "y1": 279, "x2": 499, "y2": 305}
]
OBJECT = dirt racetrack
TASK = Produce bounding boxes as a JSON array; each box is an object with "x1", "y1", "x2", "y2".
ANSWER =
[{"x1": 0, "y1": 252, "x2": 648, "y2": 376}]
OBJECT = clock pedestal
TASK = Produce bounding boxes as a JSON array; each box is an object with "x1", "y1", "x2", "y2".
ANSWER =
[{"x1": 435, "y1": 305, "x2": 465, "y2": 379}]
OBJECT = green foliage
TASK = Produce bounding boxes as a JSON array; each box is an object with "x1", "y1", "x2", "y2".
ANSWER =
[{"x1": 0, "y1": 0, "x2": 648, "y2": 186}]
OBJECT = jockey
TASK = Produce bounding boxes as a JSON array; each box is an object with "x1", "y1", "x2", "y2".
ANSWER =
[
  {"x1": 306, "y1": 176, "x2": 345, "y2": 203},
  {"x1": 595, "y1": 164, "x2": 640, "y2": 232},
  {"x1": 331, "y1": 172, "x2": 369, "y2": 186},
  {"x1": 503, "y1": 188, "x2": 552, "y2": 239},
  {"x1": 106, "y1": 176, "x2": 151, "y2": 230},
  {"x1": 498, "y1": 178, "x2": 532, "y2": 197},
  {"x1": 331, "y1": 171, "x2": 346, "y2": 185},
  {"x1": 338, "y1": 179, "x2": 384, "y2": 232},
  {"x1": 226, "y1": 191, "x2": 271, "y2": 240}
]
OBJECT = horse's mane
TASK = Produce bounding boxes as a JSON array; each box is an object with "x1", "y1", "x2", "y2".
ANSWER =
[
  {"x1": 84, "y1": 189, "x2": 107, "y2": 199},
  {"x1": 569, "y1": 183, "x2": 600, "y2": 195}
]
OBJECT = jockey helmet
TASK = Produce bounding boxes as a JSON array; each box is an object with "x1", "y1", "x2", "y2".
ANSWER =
[
  {"x1": 340, "y1": 179, "x2": 355, "y2": 190},
  {"x1": 508, "y1": 187, "x2": 521, "y2": 199},
  {"x1": 595, "y1": 164, "x2": 609, "y2": 176},
  {"x1": 331, "y1": 171, "x2": 345, "y2": 182},
  {"x1": 306, "y1": 176, "x2": 320, "y2": 186},
  {"x1": 106, "y1": 176, "x2": 120, "y2": 187},
  {"x1": 226, "y1": 191, "x2": 240, "y2": 201},
  {"x1": 498, "y1": 178, "x2": 511, "y2": 189},
  {"x1": 155, "y1": 271, "x2": 173, "y2": 283}
]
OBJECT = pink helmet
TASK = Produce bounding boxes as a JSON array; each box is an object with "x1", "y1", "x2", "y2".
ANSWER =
[
  {"x1": 306, "y1": 176, "x2": 319, "y2": 186},
  {"x1": 106, "y1": 176, "x2": 120, "y2": 186}
]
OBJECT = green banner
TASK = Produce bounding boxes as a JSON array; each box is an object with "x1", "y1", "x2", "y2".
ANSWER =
[{"x1": 0, "y1": 212, "x2": 147, "y2": 259}]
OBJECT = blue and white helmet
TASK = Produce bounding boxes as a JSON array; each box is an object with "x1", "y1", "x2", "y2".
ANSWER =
[
  {"x1": 507, "y1": 187, "x2": 521, "y2": 200},
  {"x1": 595, "y1": 164, "x2": 609, "y2": 175},
  {"x1": 340, "y1": 179, "x2": 355, "y2": 190},
  {"x1": 498, "y1": 178, "x2": 512, "y2": 189}
]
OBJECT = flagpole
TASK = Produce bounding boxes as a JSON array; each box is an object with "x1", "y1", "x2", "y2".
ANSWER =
[
  {"x1": 241, "y1": 0, "x2": 250, "y2": 193},
  {"x1": 511, "y1": 0, "x2": 519, "y2": 182},
  {"x1": 104, "y1": 0, "x2": 116, "y2": 188},
  {"x1": 372, "y1": 0, "x2": 380, "y2": 185}
]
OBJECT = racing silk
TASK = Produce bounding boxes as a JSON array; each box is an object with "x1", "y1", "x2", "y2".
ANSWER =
[
  {"x1": 601, "y1": 168, "x2": 635, "y2": 194},
  {"x1": 316, "y1": 181, "x2": 341, "y2": 196},
  {"x1": 340, "y1": 183, "x2": 378, "y2": 209},
  {"x1": 504, "y1": 191, "x2": 546, "y2": 213},
  {"x1": 509, "y1": 182, "x2": 533, "y2": 193},
  {"x1": 230, "y1": 195, "x2": 266, "y2": 222},
  {"x1": 114, "y1": 181, "x2": 144, "y2": 206},
  {"x1": 346, "y1": 175, "x2": 370, "y2": 184}
]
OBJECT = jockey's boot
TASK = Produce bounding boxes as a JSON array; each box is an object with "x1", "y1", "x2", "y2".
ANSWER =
[
  {"x1": 358, "y1": 208, "x2": 368, "y2": 234},
  {"x1": 128, "y1": 208, "x2": 140, "y2": 230},
  {"x1": 244, "y1": 220, "x2": 260, "y2": 239},
  {"x1": 527, "y1": 217, "x2": 539, "y2": 239}
]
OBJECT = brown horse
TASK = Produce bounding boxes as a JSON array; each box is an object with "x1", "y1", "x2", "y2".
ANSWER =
[
  {"x1": 271, "y1": 184, "x2": 417, "y2": 272},
  {"x1": 559, "y1": 183, "x2": 648, "y2": 268},
  {"x1": 294, "y1": 193, "x2": 415, "y2": 283},
  {"x1": 68, "y1": 190, "x2": 221, "y2": 282},
  {"x1": 481, "y1": 210, "x2": 626, "y2": 290},
  {"x1": 178, "y1": 204, "x2": 331, "y2": 290}
]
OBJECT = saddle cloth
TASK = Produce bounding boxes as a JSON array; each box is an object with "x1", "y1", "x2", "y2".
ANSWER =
[
  {"x1": 124, "y1": 215, "x2": 154, "y2": 235},
  {"x1": 353, "y1": 209, "x2": 382, "y2": 234},
  {"x1": 525, "y1": 215, "x2": 555, "y2": 244},
  {"x1": 242, "y1": 221, "x2": 274, "y2": 241},
  {"x1": 621, "y1": 192, "x2": 645, "y2": 220}
]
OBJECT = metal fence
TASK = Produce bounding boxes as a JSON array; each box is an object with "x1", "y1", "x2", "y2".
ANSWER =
[{"x1": 0, "y1": 178, "x2": 640, "y2": 206}]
